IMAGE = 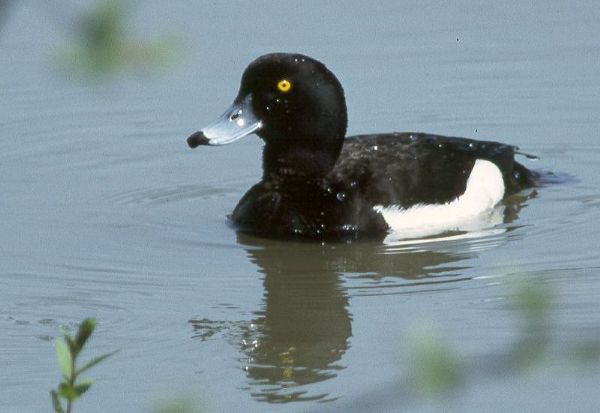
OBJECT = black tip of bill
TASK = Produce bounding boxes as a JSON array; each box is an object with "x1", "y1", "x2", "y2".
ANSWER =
[{"x1": 187, "y1": 131, "x2": 210, "y2": 148}]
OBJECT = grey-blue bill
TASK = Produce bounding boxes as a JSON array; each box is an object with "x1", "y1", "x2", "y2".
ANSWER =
[{"x1": 187, "y1": 94, "x2": 262, "y2": 148}]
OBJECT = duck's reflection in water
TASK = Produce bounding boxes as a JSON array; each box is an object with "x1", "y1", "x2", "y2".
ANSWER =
[
  {"x1": 234, "y1": 232, "x2": 478, "y2": 403},
  {"x1": 187, "y1": 187, "x2": 532, "y2": 403}
]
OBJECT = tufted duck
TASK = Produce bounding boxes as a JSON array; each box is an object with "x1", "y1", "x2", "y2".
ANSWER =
[{"x1": 187, "y1": 53, "x2": 538, "y2": 241}]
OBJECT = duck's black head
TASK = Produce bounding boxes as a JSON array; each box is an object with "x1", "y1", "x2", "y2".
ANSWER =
[{"x1": 188, "y1": 53, "x2": 348, "y2": 178}]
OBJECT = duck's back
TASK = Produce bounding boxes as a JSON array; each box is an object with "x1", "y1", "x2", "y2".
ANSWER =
[{"x1": 330, "y1": 132, "x2": 535, "y2": 209}]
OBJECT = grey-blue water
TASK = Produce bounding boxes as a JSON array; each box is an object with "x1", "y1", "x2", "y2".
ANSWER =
[{"x1": 2, "y1": 1, "x2": 599, "y2": 412}]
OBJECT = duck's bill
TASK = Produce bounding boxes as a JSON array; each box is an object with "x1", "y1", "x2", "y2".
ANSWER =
[{"x1": 187, "y1": 95, "x2": 262, "y2": 148}]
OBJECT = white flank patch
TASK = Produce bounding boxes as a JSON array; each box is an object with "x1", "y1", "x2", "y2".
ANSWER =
[{"x1": 373, "y1": 159, "x2": 506, "y2": 240}]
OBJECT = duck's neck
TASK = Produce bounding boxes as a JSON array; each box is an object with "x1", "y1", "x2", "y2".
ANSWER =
[{"x1": 262, "y1": 139, "x2": 342, "y2": 186}]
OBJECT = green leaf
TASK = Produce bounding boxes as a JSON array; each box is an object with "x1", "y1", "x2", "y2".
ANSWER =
[
  {"x1": 58, "y1": 383, "x2": 80, "y2": 401},
  {"x1": 50, "y1": 390, "x2": 65, "y2": 413},
  {"x1": 76, "y1": 350, "x2": 119, "y2": 376},
  {"x1": 54, "y1": 340, "x2": 72, "y2": 379},
  {"x1": 65, "y1": 335, "x2": 78, "y2": 356},
  {"x1": 74, "y1": 318, "x2": 96, "y2": 349},
  {"x1": 74, "y1": 380, "x2": 94, "y2": 396}
]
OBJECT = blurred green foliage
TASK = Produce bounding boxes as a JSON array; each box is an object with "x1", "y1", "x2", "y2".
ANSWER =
[
  {"x1": 402, "y1": 273, "x2": 599, "y2": 403},
  {"x1": 406, "y1": 325, "x2": 463, "y2": 398},
  {"x1": 61, "y1": 0, "x2": 178, "y2": 77},
  {"x1": 151, "y1": 396, "x2": 205, "y2": 413},
  {"x1": 508, "y1": 276, "x2": 554, "y2": 371}
]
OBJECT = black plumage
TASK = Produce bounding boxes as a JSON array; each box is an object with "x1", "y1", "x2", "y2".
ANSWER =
[{"x1": 188, "y1": 53, "x2": 538, "y2": 241}]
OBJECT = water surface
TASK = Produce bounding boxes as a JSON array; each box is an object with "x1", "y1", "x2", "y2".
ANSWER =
[{"x1": 1, "y1": 1, "x2": 599, "y2": 412}]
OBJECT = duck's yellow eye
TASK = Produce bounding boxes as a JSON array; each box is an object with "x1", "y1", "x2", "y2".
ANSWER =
[{"x1": 277, "y1": 79, "x2": 292, "y2": 93}]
